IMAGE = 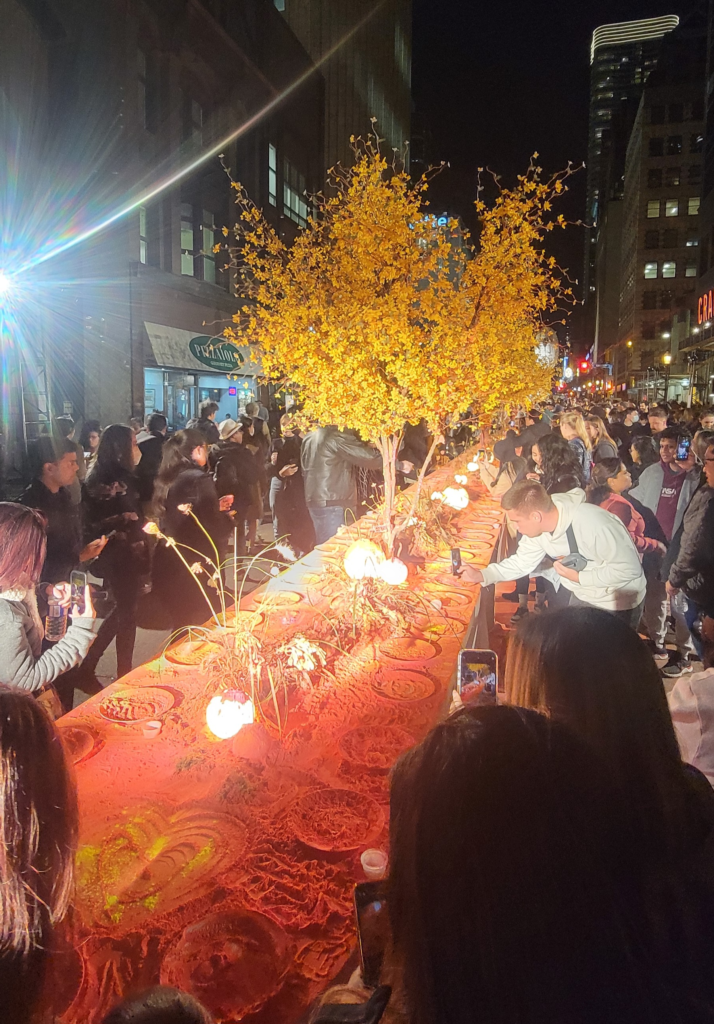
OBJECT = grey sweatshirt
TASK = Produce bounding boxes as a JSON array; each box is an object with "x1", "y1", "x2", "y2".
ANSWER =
[{"x1": 0, "y1": 597, "x2": 97, "y2": 692}]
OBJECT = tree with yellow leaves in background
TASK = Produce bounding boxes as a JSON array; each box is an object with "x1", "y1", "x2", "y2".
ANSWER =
[{"x1": 221, "y1": 139, "x2": 573, "y2": 551}]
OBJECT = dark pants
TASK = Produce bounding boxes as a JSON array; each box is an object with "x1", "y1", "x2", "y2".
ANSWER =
[
  {"x1": 84, "y1": 569, "x2": 140, "y2": 679},
  {"x1": 309, "y1": 505, "x2": 349, "y2": 545},
  {"x1": 569, "y1": 593, "x2": 645, "y2": 631}
]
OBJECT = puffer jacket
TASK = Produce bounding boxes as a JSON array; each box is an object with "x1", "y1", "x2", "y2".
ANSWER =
[
  {"x1": 301, "y1": 427, "x2": 382, "y2": 508},
  {"x1": 668, "y1": 486, "x2": 714, "y2": 615}
]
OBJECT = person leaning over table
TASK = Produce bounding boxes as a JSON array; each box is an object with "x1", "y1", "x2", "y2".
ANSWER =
[{"x1": 460, "y1": 479, "x2": 646, "y2": 628}]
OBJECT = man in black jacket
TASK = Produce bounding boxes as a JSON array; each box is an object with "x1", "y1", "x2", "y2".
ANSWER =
[
  {"x1": 187, "y1": 400, "x2": 220, "y2": 444},
  {"x1": 209, "y1": 417, "x2": 261, "y2": 555},
  {"x1": 136, "y1": 413, "x2": 167, "y2": 507}
]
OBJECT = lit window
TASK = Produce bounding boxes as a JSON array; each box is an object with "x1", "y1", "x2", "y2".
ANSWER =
[
  {"x1": 685, "y1": 260, "x2": 697, "y2": 277},
  {"x1": 644, "y1": 262, "x2": 658, "y2": 279},
  {"x1": 662, "y1": 261, "x2": 676, "y2": 278},
  {"x1": 273, "y1": 0, "x2": 285, "y2": 9},
  {"x1": 686, "y1": 236, "x2": 699, "y2": 247},
  {"x1": 665, "y1": 199, "x2": 679, "y2": 217},
  {"x1": 664, "y1": 167, "x2": 680, "y2": 187},
  {"x1": 688, "y1": 196, "x2": 701, "y2": 216},
  {"x1": 283, "y1": 156, "x2": 308, "y2": 227},
  {"x1": 647, "y1": 200, "x2": 660, "y2": 218},
  {"x1": 691, "y1": 133, "x2": 704, "y2": 153},
  {"x1": 181, "y1": 203, "x2": 195, "y2": 276},
  {"x1": 139, "y1": 206, "x2": 147, "y2": 264},
  {"x1": 201, "y1": 210, "x2": 216, "y2": 284},
  {"x1": 666, "y1": 136, "x2": 682, "y2": 155},
  {"x1": 268, "y1": 144, "x2": 277, "y2": 206}
]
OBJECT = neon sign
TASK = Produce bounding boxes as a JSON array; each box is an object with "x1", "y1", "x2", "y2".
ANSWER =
[{"x1": 698, "y1": 290, "x2": 714, "y2": 324}]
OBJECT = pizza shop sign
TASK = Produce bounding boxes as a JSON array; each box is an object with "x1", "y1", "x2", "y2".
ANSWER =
[
  {"x1": 697, "y1": 290, "x2": 714, "y2": 324},
  {"x1": 188, "y1": 336, "x2": 244, "y2": 372}
]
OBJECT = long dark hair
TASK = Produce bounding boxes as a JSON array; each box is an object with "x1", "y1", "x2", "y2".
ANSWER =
[
  {"x1": 388, "y1": 704, "x2": 670, "y2": 1024},
  {"x1": 587, "y1": 456, "x2": 623, "y2": 506},
  {"x1": 78, "y1": 420, "x2": 101, "y2": 450},
  {"x1": 631, "y1": 434, "x2": 659, "y2": 467},
  {"x1": 102, "y1": 986, "x2": 213, "y2": 1024},
  {"x1": 534, "y1": 432, "x2": 585, "y2": 493},
  {"x1": 86, "y1": 423, "x2": 135, "y2": 480},
  {"x1": 152, "y1": 429, "x2": 207, "y2": 518}
]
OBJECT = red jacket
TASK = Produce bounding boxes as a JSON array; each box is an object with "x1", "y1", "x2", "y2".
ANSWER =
[{"x1": 600, "y1": 492, "x2": 660, "y2": 559}]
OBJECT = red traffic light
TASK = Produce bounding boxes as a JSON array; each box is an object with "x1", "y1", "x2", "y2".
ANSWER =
[{"x1": 579, "y1": 360, "x2": 590, "y2": 372}]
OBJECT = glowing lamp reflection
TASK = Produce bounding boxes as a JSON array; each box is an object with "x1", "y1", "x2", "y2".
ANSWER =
[
  {"x1": 343, "y1": 539, "x2": 385, "y2": 580},
  {"x1": 206, "y1": 690, "x2": 255, "y2": 739},
  {"x1": 378, "y1": 557, "x2": 408, "y2": 586}
]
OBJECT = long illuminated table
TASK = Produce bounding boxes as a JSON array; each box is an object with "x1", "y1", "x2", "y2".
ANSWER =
[{"x1": 46, "y1": 456, "x2": 503, "y2": 1024}]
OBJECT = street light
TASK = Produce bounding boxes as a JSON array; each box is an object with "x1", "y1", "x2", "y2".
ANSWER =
[{"x1": 662, "y1": 352, "x2": 672, "y2": 402}]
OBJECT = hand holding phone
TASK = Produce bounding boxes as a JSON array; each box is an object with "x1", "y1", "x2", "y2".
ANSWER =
[
  {"x1": 451, "y1": 548, "x2": 462, "y2": 576},
  {"x1": 457, "y1": 648, "x2": 498, "y2": 700},
  {"x1": 354, "y1": 882, "x2": 390, "y2": 990},
  {"x1": 676, "y1": 436, "x2": 692, "y2": 462},
  {"x1": 70, "y1": 570, "x2": 87, "y2": 616}
]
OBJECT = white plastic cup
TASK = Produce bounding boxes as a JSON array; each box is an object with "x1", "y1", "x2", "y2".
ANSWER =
[
  {"x1": 142, "y1": 720, "x2": 162, "y2": 739},
  {"x1": 360, "y1": 848, "x2": 388, "y2": 880}
]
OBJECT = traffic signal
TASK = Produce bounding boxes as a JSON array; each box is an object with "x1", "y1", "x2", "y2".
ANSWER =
[{"x1": 579, "y1": 359, "x2": 590, "y2": 372}]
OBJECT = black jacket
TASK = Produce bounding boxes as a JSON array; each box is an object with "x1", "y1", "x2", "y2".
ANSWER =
[
  {"x1": 301, "y1": 427, "x2": 382, "y2": 508},
  {"x1": 186, "y1": 417, "x2": 220, "y2": 445},
  {"x1": 209, "y1": 441, "x2": 260, "y2": 514},
  {"x1": 136, "y1": 432, "x2": 165, "y2": 503},
  {"x1": 19, "y1": 479, "x2": 82, "y2": 584},
  {"x1": 667, "y1": 486, "x2": 714, "y2": 614},
  {"x1": 83, "y1": 462, "x2": 146, "y2": 578}
]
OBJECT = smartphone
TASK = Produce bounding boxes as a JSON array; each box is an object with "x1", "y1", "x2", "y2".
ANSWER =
[
  {"x1": 451, "y1": 548, "x2": 462, "y2": 576},
  {"x1": 560, "y1": 552, "x2": 588, "y2": 572},
  {"x1": 354, "y1": 882, "x2": 389, "y2": 989},
  {"x1": 70, "y1": 570, "x2": 87, "y2": 615},
  {"x1": 677, "y1": 436, "x2": 691, "y2": 461},
  {"x1": 457, "y1": 648, "x2": 498, "y2": 699}
]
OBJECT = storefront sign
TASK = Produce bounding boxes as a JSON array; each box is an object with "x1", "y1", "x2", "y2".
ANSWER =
[
  {"x1": 697, "y1": 290, "x2": 714, "y2": 324},
  {"x1": 188, "y1": 336, "x2": 244, "y2": 372}
]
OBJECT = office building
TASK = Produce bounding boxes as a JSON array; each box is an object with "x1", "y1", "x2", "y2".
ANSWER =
[
  {"x1": 279, "y1": 0, "x2": 412, "y2": 172},
  {"x1": 584, "y1": 15, "x2": 679, "y2": 358},
  {"x1": 610, "y1": 11, "x2": 706, "y2": 400}
]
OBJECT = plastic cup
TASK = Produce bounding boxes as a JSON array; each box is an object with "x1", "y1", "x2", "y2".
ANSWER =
[
  {"x1": 360, "y1": 848, "x2": 388, "y2": 880},
  {"x1": 142, "y1": 720, "x2": 162, "y2": 739}
]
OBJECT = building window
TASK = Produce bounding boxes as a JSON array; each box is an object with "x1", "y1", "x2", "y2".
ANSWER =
[
  {"x1": 665, "y1": 199, "x2": 679, "y2": 217},
  {"x1": 688, "y1": 196, "x2": 701, "y2": 215},
  {"x1": 649, "y1": 137, "x2": 664, "y2": 157},
  {"x1": 686, "y1": 234, "x2": 699, "y2": 247},
  {"x1": 691, "y1": 99, "x2": 705, "y2": 121},
  {"x1": 662, "y1": 261, "x2": 676, "y2": 278},
  {"x1": 685, "y1": 259, "x2": 697, "y2": 277},
  {"x1": 273, "y1": 0, "x2": 286, "y2": 9},
  {"x1": 691, "y1": 133, "x2": 704, "y2": 153},
  {"x1": 283, "y1": 157, "x2": 308, "y2": 227},
  {"x1": 181, "y1": 203, "x2": 195, "y2": 276},
  {"x1": 663, "y1": 228, "x2": 678, "y2": 248},
  {"x1": 648, "y1": 168, "x2": 662, "y2": 188},
  {"x1": 666, "y1": 135, "x2": 683, "y2": 155},
  {"x1": 644, "y1": 230, "x2": 659, "y2": 249},
  {"x1": 201, "y1": 210, "x2": 216, "y2": 284},
  {"x1": 642, "y1": 291, "x2": 657, "y2": 309},
  {"x1": 184, "y1": 98, "x2": 203, "y2": 147},
  {"x1": 689, "y1": 164, "x2": 702, "y2": 183},
  {"x1": 650, "y1": 105, "x2": 665, "y2": 124},
  {"x1": 668, "y1": 103, "x2": 683, "y2": 123},
  {"x1": 644, "y1": 262, "x2": 658, "y2": 279},
  {"x1": 268, "y1": 143, "x2": 277, "y2": 206},
  {"x1": 138, "y1": 49, "x2": 148, "y2": 130},
  {"x1": 647, "y1": 199, "x2": 660, "y2": 218},
  {"x1": 659, "y1": 290, "x2": 674, "y2": 308},
  {"x1": 139, "y1": 206, "x2": 148, "y2": 264},
  {"x1": 642, "y1": 323, "x2": 656, "y2": 340},
  {"x1": 664, "y1": 167, "x2": 681, "y2": 187}
]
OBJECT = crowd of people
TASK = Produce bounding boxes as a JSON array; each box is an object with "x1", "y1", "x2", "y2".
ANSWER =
[{"x1": 3, "y1": 394, "x2": 714, "y2": 1022}]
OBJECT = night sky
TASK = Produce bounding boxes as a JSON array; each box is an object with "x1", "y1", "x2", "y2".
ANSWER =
[{"x1": 411, "y1": 0, "x2": 694, "y2": 303}]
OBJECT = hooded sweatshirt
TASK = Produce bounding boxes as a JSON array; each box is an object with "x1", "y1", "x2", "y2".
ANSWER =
[{"x1": 480, "y1": 489, "x2": 646, "y2": 611}]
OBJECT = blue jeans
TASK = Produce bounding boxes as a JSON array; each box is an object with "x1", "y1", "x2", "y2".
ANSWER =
[
  {"x1": 684, "y1": 597, "x2": 704, "y2": 660},
  {"x1": 309, "y1": 505, "x2": 347, "y2": 545}
]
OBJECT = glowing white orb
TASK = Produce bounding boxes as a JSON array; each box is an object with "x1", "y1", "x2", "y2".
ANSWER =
[
  {"x1": 467, "y1": 462, "x2": 479, "y2": 472},
  {"x1": 343, "y1": 539, "x2": 385, "y2": 580},
  {"x1": 431, "y1": 491, "x2": 443, "y2": 501},
  {"x1": 378, "y1": 557, "x2": 408, "y2": 586},
  {"x1": 206, "y1": 690, "x2": 254, "y2": 739},
  {"x1": 441, "y1": 487, "x2": 470, "y2": 510},
  {"x1": 454, "y1": 474, "x2": 468, "y2": 484}
]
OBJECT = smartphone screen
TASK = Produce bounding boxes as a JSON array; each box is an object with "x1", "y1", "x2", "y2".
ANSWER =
[
  {"x1": 451, "y1": 548, "x2": 462, "y2": 575},
  {"x1": 457, "y1": 649, "x2": 498, "y2": 699},
  {"x1": 677, "y1": 436, "x2": 691, "y2": 461},
  {"x1": 354, "y1": 882, "x2": 389, "y2": 989},
  {"x1": 70, "y1": 570, "x2": 87, "y2": 615}
]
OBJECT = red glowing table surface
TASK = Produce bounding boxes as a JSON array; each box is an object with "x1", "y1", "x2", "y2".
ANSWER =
[{"x1": 48, "y1": 460, "x2": 502, "y2": 1024}]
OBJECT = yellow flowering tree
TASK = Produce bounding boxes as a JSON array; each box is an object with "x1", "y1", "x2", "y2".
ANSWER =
[{"x1": 221, "y1": 141, "x2": 572, "y2": 550}]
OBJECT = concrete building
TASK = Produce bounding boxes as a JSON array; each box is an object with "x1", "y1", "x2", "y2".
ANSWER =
[
  {"x1": 279, "y1": 0, "x2": 412, "y2": 172},
  {"x1": 608, "y1": 11, "x2": 706, "y2": 401},
  {"x1": 583, "y1": 16, "x2": 678, "y2": 358},
  {"x1": 0, "y1": 0, "x2": 323, "y2": 482}
]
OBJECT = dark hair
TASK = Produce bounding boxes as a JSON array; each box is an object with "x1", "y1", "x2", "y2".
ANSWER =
[
  {"x1": 533, "y1": 433, "x2": 585, "y2": 493},
  {"x1": 102, "y1": 986, "x2": 213, "y2": 1024},
  {"x1": 28, "y1": 436, "x2": 76, "y2": 479},
  {"x1": 631, "y1": 434, "x2": 659, "y2": 466},
  {"x1": 0, "y1": 685, "x2": 78, "y2": 954},
  {"x1": 78, "y1": 420, "x2": 102, "y2": 450},
  {"x1": 152, "y1": 428, "x2": 207, "y2": 518},
  {"x1": 388, "y1": 704, "x2": 668, "y2": 1024},
  {"x1": 649, "y1": 405, "x2": 668, "y2": 420},
  {"x1": 87, "y1": 424, "x2": 135, "y2": 480},
  {"x1": 659, "y1": 425, "x2": 687, "y2": 444},
  {"x1": 587, "y1": 457, "x2": 623, "y2": 505},
  {"x1": 53, "y1": 415, "x2": 75, "y2": 438},
  {"x1": 147, "y1": 413, "x2": 167, "y2": 434},
  {"x1": 199, "y1": 400, "x2": 219, "y2": 420},
  {"x1": 0, "y1": 503, "x2": 47, "y2": 589}
]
